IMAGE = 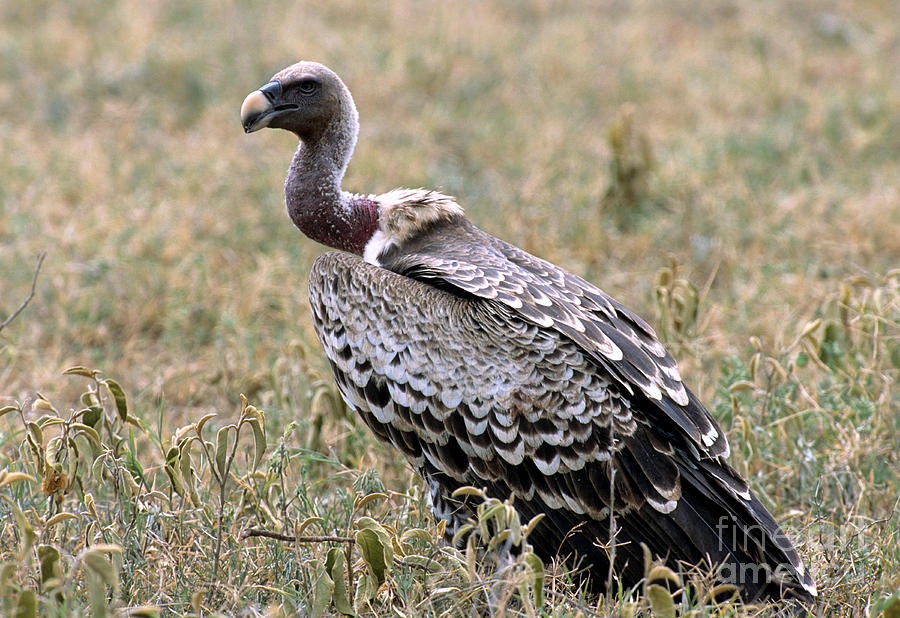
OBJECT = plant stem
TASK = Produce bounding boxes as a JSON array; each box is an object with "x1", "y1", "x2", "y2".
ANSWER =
[{"x1": 0, "y1": 251, "x2": 46, "y2": 333}]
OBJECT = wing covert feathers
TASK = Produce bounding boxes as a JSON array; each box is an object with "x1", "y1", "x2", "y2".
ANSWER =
[
  {"x1": 308, "y1": 249, "x2": 815, "y2": 602},
  {"x1": 380, "y1": 219, "x2": 727, "y2": 459}
]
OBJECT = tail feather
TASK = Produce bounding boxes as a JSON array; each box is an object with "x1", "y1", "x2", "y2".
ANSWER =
[{"x1": 468, "y1": 460, "x2": 815, "y2": 604}]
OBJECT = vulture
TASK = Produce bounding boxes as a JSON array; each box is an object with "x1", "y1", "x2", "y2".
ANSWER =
[{"x1": 240, "y1": 61, "x2": 816, "y2": 604}]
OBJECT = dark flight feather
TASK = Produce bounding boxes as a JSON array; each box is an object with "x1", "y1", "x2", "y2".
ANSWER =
[{"x1": 308, "y1": 242, "x2": 816, "y2": 602}]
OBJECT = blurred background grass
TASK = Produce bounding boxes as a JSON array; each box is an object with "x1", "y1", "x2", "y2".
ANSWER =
[
  {"x1": 2, "y1": 0, "x2": 898, "y2": 413},
  {"x1": 1, "y1": 0, "x2": 899, "y2": 614}
]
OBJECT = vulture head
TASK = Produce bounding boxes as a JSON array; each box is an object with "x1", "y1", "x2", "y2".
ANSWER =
[{"x1": 241, "y1": 61, "x2": 358, "y2": 145}]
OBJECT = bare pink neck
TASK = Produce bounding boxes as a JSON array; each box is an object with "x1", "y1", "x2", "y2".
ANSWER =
[{"x1": 285, "y1": 133, "x2": 379, "y2": 255}]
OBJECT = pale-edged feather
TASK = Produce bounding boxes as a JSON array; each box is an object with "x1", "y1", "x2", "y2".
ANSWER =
[{"x1": 308, "y1": 249, "x2": 816, "y2": 601}]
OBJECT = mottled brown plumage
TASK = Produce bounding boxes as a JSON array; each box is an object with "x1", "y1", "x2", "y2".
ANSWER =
[{"x1": 241, "y1": 61, "x2": 816, "y2": 604}]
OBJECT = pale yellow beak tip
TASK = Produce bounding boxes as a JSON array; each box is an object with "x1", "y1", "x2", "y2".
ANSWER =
[{"x1": 241, "y1": 90, "x2": 272, "y2": 133}]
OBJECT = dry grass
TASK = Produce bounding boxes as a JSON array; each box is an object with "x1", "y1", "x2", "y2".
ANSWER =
[{"x1": 1, "y1": 0, "x2": 899, "y2": 615}]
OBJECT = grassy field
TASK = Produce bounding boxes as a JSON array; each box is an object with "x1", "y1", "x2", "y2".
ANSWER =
[{"x1": 1, "y1": 0, "x2": 899, "y2": 615}]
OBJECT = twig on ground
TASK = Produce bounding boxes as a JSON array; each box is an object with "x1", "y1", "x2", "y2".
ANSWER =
[
  {"x1": 0, "y1": 251, "x2": 47, "y2": 333},
  {"x1": 242, "y1": 528, "x2": 355, "y2": 544}
]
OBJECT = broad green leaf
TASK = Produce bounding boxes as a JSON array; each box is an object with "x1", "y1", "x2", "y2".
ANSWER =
[
  {"x1": 120, "y1": 467, "x2": 141, "y2": 497},
  {"x1": 195, "y1": 413, "x2": 217, "y2": 437},
  {"x1": 390, "y1": 535, "x2": 407, "y2": 557},
  {"x1": 523, "y1": 551, "x2": 545, "y2": 607},
  {"x1": 645, "y1": 584, "x2": 676, "y2": 618},
  {"x1": 103, "y1": 379, "x2": 128, "y2": 423},
  {"x1": 310, "y1": 563, "x2": 334, "y2": 618},
  {"x1": 451, "y1": 522, "x2": 474, "y2": 548},
  {"x1": 883, "y1": 596, "x2": 900, "y2": 618},
  {"x1": 479, "y1": 502, "x2": 506, "y2": 540},
  {"x1": 82, "y1": 545, "x2": 120, "y2": 590},
  {"x1": 87, "y1": 571, "x2": 107, "y2": 618},
  {"x1": 523, "y1": 513, "x2": 545, "y2": 537},
  {"x1": 44, "y1": 512, "x2": 78, "y2": 528},
  {"x1": 326, "y1": 547, "x2": 354, "y2": 616},
  {"x1": 63, "y1": 366, "x2": 97, "y2": 377},
  {"x1": 72, "y1": 423, "x2": 101, "y2": 448},
  {"x1": 509, "y1": 513, "x2": 522, "y2": 546},
  {"x1": 487, "y1": 529, "x2": 511, "y2": 553},
  {"x1": 354, "y1": 572, "x2": 378, "y2": 609},
  {"x1": 214, "y1": 425, "x2": 233, "y2": 480},
  {"x1": 400, "y1": 528, "x2": 433, "y2": 544},
  {"x1": 356, "y1": 517, "x2": 393, "y2": 575},
  {"x1": 81, "y1": 391, "x2": 100, "y2": 408},
  {"x1": 703, "y1": 583, "x2": 738, "y2": 603},
  {"x1": 401, "y1": 554, "x2": 442, "y2": 573},
  {"x1": 246, "y1": 417, "x2": 266, "y2": 470},
  {"x1": 647, "y1": 564, "x2": 682, "y2": 588},
  {"x1": 178, "y1": 447, "x2": 194, "y2": 501},
  {"x1": 354, "y1": 492, "x2": 388, "y2": 512},
  {"x1": 0, "y1": 562, "x2": 15, "y2": 592},
  {"x1": 728, "y1": 380, "x2": 757, "y2": 393},
  {"x1": 480, "y1": 500, "x2": 506, "y2": 521},
  {"x1": 64, "y1": 450, "x2": 77, "y2": 492},
  {"x1": 24, "y1": 432, "x2": 44, "y2": 474},
  {"x1": 14, "y1": 589, "x2": 37, "y2": 618},
  {"x1": 92, "y1": 454, "x2": 108, "y2": 483},
  {"x1": 45, "y1": 437, "x2": 63, "y2": 467},
  {"x1": 451, "y1": 486, "x2": 485, "y2": 500},
  {"x1": 324, "y1": 546, "x2": 340, "y2": 574},
  {"x1": 0, "y1": 405, "x2": 19, "y2": 420},
  {"x1": 84, "y1": 551, "x2": 116, "y2": 587},
  {"x1": 296, "y1": 516, "x2": 325, "y2": 539},
  {"x1": 38, "y1": 545, "x2": 62, "y2": 584},
  {"x1": 355, "y1": 528, "x2": 387, "y2": 587},
  {"x1": 26, "y1": 421, "x2": 43, "y2": 446}
]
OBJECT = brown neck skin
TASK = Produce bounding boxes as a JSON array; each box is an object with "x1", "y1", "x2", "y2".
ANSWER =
[{"x1": 285, "y1": 121, "x2": 379, "y2": 256}]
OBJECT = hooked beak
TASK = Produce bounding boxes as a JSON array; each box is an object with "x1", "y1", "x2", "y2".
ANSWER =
[{"x1": 241, "y1": 81, "x2": 291, "y2": 133}]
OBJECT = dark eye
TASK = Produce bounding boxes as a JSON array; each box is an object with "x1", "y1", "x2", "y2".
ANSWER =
[{"x1": 297, "y1": 79, "x2": 319, "y2": 96}]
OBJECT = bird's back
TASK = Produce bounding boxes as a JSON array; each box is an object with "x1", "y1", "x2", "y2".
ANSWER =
[{"x1": 307, "y1": 217, "x2": 816, "y2": 603}]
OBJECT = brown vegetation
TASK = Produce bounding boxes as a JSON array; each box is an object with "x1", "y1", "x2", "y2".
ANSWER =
[{"x1": 1, "y1": 1, "x2": 898, "y2": 615}]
